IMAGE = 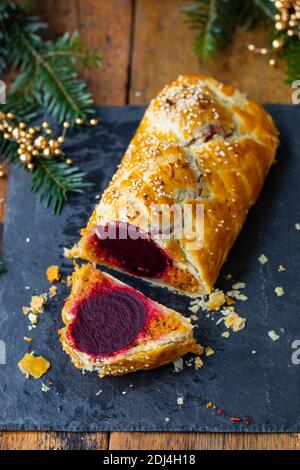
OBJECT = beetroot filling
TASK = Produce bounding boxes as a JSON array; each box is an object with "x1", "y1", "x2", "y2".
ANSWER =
[
  {"x1": 95, "y1": 222, "x2": 170, "y2": 277},
  {"x1": 70, "y1": 289, "x2": 147, "y2": 356}
]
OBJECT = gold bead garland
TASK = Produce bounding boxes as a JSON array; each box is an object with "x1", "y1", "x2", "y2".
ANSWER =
[
  {"x1": 247, "y1": 0, "x2": 300, "y2": 67},
  {"x1": 0, "y1": 112, "x2": 99, "y2": 172}
]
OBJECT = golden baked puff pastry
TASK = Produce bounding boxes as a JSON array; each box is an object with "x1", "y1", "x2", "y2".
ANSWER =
[
  {"x1": 60, "y1": 263, "x2": 201, "y2": 377},
  {"x1": 78, "y1": 75, "x2": 279, "y2": 296}
]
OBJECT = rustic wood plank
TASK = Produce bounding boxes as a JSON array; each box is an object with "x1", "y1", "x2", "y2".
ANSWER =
[
  {"x1": 0, "y1": 431, "x2": 108, "y2": 450},
  {"x1": 35, "y1": 0, "x2": 133, "y2": 105},
  {"x1": 129, "y1": 0, "x2": 290, "y2": 105},
  {"x1": 110, "y1": 432, "x2": 300, "y2": 450},
  {"x1": 77, "y1": 0, "x2": 133, "y2": 105}
]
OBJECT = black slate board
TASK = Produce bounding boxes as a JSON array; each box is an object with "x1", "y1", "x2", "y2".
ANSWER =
[{"x1": 0, "y1": 105, "x2": 300, "y2": 432}]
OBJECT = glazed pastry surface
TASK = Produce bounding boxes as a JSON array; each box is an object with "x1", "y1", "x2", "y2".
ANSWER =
[{"x1": 78, "y1": 75, "x2": 279, "y2": 296}]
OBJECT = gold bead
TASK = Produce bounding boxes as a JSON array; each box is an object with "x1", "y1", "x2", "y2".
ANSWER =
[
  {"x1": 275, "y1": 21, "x2": 284, "y2": 30},
  {"x1": 66, "y1": 158, "x2": 73, "y2": 166},
  {"x1": 46, "y1": 128, "x2": 53, "y2": 135},
  {"x1": 248, "y1": 44, "x2": 255, "y2": 51},
  {"x1": 57, "y1": 136, "x2": 65, "y2": 143},
  {"x1": 32, "y1": 149, "x2": 39, "y2": 156},
  {"x1": 28, "y1": 127, "x2": 35, "y2": 135},
  {"x1": 34, "y1": 126, "x2": 41, "y2": 132},
  {"x1": 42, "y1": 121, "x2": 49, "y2": 129},
  {"x1": 76, "y1": 118, "x2": 84, "y2": 125},
  {"x1": 89, "y1": 118, "x2": 98, "y2": 126},
  {"x1": 43, "y1": 147, "x2": 51, "y2": 157},
  {"x1": 48, "y1": 139, "x2": 58, "y2": 148},
  {"x1": 27, "y1": 163, "x2": 34, "y2": 172},
  {"x1": 260, "y1": 48, "x2": 268, "y2": 55},
  {"x1": 272, "y1": 38, "x2": 283, "y2": 49},
  {"x1": 20, "y1": 153, "x2": 30, "y2": 163},
  {"x1": 6, "y1": 112, "x2": 14, "y2": 119},
  {"x1": 26, "y1": 145, "x2": 33, "y2": 152},
  {"x1": 7, "y1": 126, "x2": 13, "y2": 133},
  {"x1": 54, "y1": 148, "x2": 62, "y2": 156},
  {"x1": 63, "y1": 121, "x2": 70, "y2": 129},
  {"x1": 287, "y1": 29, "x2": 294, "y2": 36},
  {"x1": 269, "y1": 58, "x2": 276, "y2": 66},
  {"x1": 34, "y1": 136, "x2": 47, "y2": 149},
  {"x1": 3, "y1": 133, "x2": 10, "y2": 139},
  {"x1": 17, "y1": 148, "x2": 23, "y2": 155},
  {"x1": 12, "y1": 128, "x2": 20, "y2": 139},
  {"x1": 19, "y1": 122, "x2": 26, "y2": 129},
  {"x1": 0, "y1": 169, "x2": 5, "y2": 178}
]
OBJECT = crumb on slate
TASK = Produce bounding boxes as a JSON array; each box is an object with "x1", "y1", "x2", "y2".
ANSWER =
[
  {"x1": 22, "y1": 293, "x2": 48, "y2": 325},
  {"x1": 224, "y1": 312, "x2": 246, "y2": 332},
  {"x1": 63, "y1": 244, "x2": 80, "y2": 260},
  {"x1": 258, "y1": 254, "x2": 268, "y2": 265},
  {"x1": 268, "y1": 330, "x2": 280, "y2": 341},
  {"x1": 173, "y1": 357, "x2": 184, "y2": 373},
  {"x1": 207, "y1": 290, "x2": 226, "y2": 311},
  {"x1": 205, "y1": 346, "x2": 215, "y2": 357},
  {"x1": 278, "y1": 265, "x2": 286, "y2": 272},
  {"x1": 194, "y1": 356, "x2": 203, "y2": 369},
  {"x1": 41, "y1": 383, "x2": 50, "y2": 392},
  {"x1": 49, "y1": 285, "x2": 58, "y2": 298},
  {"x1": 46, "y1": 265, "x2": 61, "y2": 283},
  {"x1": 18, "y1": 352, "x2": 51, "y2": 379},
  {"x1": 274, "y1": 286, "x2": 285, "y2": 296}
]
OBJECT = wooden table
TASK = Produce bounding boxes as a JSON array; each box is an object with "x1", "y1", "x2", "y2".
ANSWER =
[{"x1": 0, "y1": 0, "x2": 298, "y2": 450}]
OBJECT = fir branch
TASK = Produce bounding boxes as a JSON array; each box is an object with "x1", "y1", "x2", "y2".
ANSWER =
[
  {"x1": 0, "y1": 2, "x2": 98, "y2": 214},
  {"x1": 0, "y1": 2, "x2": 100, "y2": 124},
  {"x1": 182, "y1": 0, "x2": 273, "y2": 61},
  {"x1": 285, "y1": 40, "x2": 300, "y2": 84},
  {"x1": 31, "y1": 158, "x2": 91, "y2": 214}
]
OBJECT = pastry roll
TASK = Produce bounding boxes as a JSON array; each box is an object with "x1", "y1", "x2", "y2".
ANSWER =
[
  {"x1": 60, "y1": 263, "x2": 201, "y2": 377},
  {"x1": 78, "y1": 75, "x2": 278, "y2": 296}
]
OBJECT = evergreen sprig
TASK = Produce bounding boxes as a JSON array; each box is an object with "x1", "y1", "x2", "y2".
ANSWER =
[
  {"x1": 183, "y1": 0, "x2": 300, "y2": 83},
  {"x1": 32, "y1": 158, "x2": 89, "y2": 214},
  {"x1": 1, "y1": 2, "x2": 100, "y2": 124},
  {"x1": 0, "y1": 1, "x2": 99, "y2": 214},
  {"x1": 182, "y1": 0, "x2": 274, "y2": 61}
]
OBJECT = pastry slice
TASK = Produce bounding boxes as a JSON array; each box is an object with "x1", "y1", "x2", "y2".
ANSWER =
[{"x1": 60, "y1": 263, "x2": 201, "y2": 377}]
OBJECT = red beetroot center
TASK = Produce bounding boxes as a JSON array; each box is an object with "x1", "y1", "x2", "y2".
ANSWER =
[
  {"x1": 70, "y1": 289, "x2": 147, "y2": 357},
  {"x1": 95, "y1": 222, "x2": 170, "y2": 277}
]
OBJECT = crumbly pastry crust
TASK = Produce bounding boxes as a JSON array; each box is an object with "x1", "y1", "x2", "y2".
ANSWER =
[
  {"x1": 78, "y1": 75, "x2": 279, "y2": 296},
  {"x1": 60, "y1": 263, "x2": 201, "y2": 377}
]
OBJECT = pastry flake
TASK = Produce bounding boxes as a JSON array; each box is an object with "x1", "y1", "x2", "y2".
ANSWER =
[
  {"x1": 46, "y1": 265, "x2": 61, "y2": 283},
  {"x1": 18, "y1": 352, "x2": 51, "y2": 379}
]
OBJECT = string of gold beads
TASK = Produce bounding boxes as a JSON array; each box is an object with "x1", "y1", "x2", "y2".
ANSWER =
[
  {"x1": 0, "y1": 112, "x2": 99, "y2": 171},
  {"x1": 247, "y1": 1, "x2": 300, "y2": 67}
]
